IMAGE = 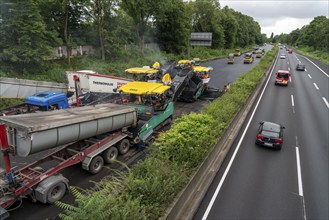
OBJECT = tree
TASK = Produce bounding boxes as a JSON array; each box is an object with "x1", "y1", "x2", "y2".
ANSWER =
[
  {"x1": 155, "y1": 0, "x2": 191, "y2": 53},
  {"x1": 297, "y1": 16, "x2": 329, "y2": 51},
  {"x1": 39, "y1": 0, "x2": 87, "y2": 65},
  {"x1": 221, "y1": 7, "x2": 238, "y2": 48},
  {"x1": 87, "y1": 0, "x2": 119, "y2": 60},
  {"x1": 121, "y1": 0, "x2": 163, "y2": 52},
  {"x1": 0, "y1": 0, "x2": 55, "y2": 72}
]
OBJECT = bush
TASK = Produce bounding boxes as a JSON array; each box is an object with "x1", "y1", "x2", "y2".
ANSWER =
[{"x1": 154, "y1": 113, "x2": 218, "y2": 169}]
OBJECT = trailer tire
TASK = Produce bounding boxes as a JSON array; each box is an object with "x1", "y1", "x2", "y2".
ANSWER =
[
  {"x1": 117, "y1": 139, "x2": 130, "y2": 155},
  {"x1": 46, "y1": 182, "x2": 66, "y2": 204},
  {"x1": 89, "y1": 155, "x2": 104, "y2": 174},
  {"x1": 102, "y1": 147, "x2": 118, "y2": 164}
]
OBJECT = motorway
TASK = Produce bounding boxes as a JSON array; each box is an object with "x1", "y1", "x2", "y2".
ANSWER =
[
  {"x1": 8, "y1": 45, "x2": 271, "y2": 220},
  {"x1": 194, "y1": 48, "x2": 328, "y2": 220}
]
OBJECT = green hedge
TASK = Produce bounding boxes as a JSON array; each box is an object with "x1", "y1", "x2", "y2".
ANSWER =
[{"x1": 56, "y1": 46, "x2": 278, "y2": 220}]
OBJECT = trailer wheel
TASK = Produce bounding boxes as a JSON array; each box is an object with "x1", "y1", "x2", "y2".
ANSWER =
[
  {"x1": 117, "y1": 139, "x2": 130, "y2": 155},
  {"x1": 102, "y1": 147, "x2": 118, "y2": 164},
  {"x1": 46, "y1": 182, "x2": 66, "y2": 204},
  {"x1": 89, "y1": 155, "x2": 104, "y2": 174}
]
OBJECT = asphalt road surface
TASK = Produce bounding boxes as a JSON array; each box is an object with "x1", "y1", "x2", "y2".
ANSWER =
[
  {"x1": 7, "y1": 45, "x2": 273, "y2": 220},
  {"x1": 194, "y1": 48, "x2": 328, "y2": 220}
]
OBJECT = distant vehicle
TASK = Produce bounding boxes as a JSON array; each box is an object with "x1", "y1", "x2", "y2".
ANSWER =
[
  {"x1": 280, "y1": 54, "x2": 286, "y2": 59},
  {"x1": 253, "y1": 46, "x2": 259, "y2": 54},
  {"x1": 256, "y1": 50, "x2": 263, "y2": 58},
  {"x1": 243, "y1": 53, "x2": 254, "y2": 64},
  {"x1": 288, "y1": 49, "x2": 293, "y2": 54},
  {"x1": 275, "y1": 70, "x2": 290, "y2": 86},
  {"x1": 296, "y1": 64, "x2": 306, "y2": 71},
  {"x1": 227, "y1": 53, "x2": 235, "y2": 64},
  {"x1": 234, "y1": 49, "x2": 241, "y2": 56},
  {"x1": 255, "y1": 121, "x2": 285, "y2": 150}
]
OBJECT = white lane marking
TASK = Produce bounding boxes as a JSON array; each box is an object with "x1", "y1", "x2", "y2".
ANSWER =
[
  {"x1": 288, "y1": 62, "x2": 290, "y2": 65},
  {"x1": 201, "y1": 51, "x2": 279, "y2": 220},
  {"x1": 291, "y1": 95, "x2": 295, "y2": 107},
  {"x1": 291, "y1": 94, "x2": 295, "y2": 113},
  {"x1": 313, "y1": 83, "x2": 319, "y2": 90},
  {"x1": 288, "y1": 67, "x2": 290, "y2": 71},
  {"x1": 290, "y1": 76, "x2": 292, "y2": 83},
  {"x1": 305, "y1": 69, "x2": 307, "y2": 72},
  {"x1": 323, "y1": 97, "x2": 329, "y2": 109},
  {"x1": 295, "y1": 137, "x2": 307, "y2": 220},
  {"x1": 299, "y1": 60, "x2": 301, "y2": 63},
  {"x1": 308, "y1": 74, "x2": 312, "y2": 79},
  {"x1": 302, "y1": 56, "x2": 329, "y2": 78},
  {"x1": 295, "y1": 147, "x2": 304, "y2": 196}
]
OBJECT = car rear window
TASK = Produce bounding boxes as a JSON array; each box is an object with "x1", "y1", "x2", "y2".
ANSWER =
[
  {"x1": 263, "y1": 122, "x2": 281, "y2": 132},
  {"x1": 261, "y1": 130, "x2": 280, "y2": 138},
  {"x1": 298, "y1": 64, "x2": 305, "y2": 68},
  {"x1": 277, "y1": 73, "x2": 289, "y2": 78}
]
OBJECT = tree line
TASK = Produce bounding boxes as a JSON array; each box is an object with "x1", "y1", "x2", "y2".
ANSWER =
[
  {"x1": 271, "y1": 16, "x2": 329, "y2": 52},
  {"x1": 0, "y1": 0, "x2": 265, "y2": 73}
]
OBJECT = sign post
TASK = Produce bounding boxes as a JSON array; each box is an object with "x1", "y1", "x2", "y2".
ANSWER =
[{"x1": 188, "y1": 32, "x2": 212, "y2": 59}]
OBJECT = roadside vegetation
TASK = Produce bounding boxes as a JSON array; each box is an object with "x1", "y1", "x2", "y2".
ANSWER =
[
  {"x1": 273, "y1": 16, "x2": 329, "y2": 65},
  {"x1": 0, "y1": 0, "x2": 265, "y2": 79},
  {"x1": 56, "y1": 46, "x2": 278, "y2": 220},
  {"x1": 0, "y1": 98, "x2": 25, "y2": 109},
  {"x1": 293, "y1": 47, "x2": 329, "y2": 65}
]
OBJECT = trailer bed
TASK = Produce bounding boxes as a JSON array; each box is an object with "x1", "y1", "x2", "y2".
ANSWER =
[{"x1": 0, "y1": 103, "x2": 136, "y2": 133}]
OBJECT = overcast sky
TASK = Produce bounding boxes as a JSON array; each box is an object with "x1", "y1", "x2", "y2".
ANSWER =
[{"x1": 220, "y1": 0, "x2": 329, "y2": 37}]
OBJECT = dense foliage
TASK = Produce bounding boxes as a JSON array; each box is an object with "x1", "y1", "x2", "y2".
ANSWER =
[
  {"x1": 56, "y1": 46, "x2": 278, "y2": 220},
  {"x1": 0, "y1": 0, "x2": 264, "y2": 75},
  {"x1": 272, "y1": 16, "x2": 329, "y2": 54}
]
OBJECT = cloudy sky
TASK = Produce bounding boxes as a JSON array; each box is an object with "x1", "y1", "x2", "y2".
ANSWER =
[{"x1": 220, "y1": 0, "x2": 329, "y2": 37}]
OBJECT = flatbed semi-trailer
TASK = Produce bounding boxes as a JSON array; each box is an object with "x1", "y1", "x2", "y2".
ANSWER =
[{"x1": 0, "y1": 103, "x2": 139, "y2": 216}]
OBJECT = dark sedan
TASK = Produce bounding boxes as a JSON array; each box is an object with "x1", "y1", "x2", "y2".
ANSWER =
[
  {"x1": 255, "y1": 121, "x2": 285, "y2": 150},
  {"x1": 296, "y1": 64, "x2": 306, "y2": 71}
]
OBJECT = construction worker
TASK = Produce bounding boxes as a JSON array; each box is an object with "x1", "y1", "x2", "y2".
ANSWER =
[
  {"x1": 202, "y1": 71, "x2": 209, "y2": 79},
  {"x1": 162, "y1": 73, "x2": 172, "y2": 85},
  {"x1": 152, "y1": 61, "x2": 160, "y2": 69},
  {"x1": 224, "y1": 83, "x2": 231, "y2": 93}
]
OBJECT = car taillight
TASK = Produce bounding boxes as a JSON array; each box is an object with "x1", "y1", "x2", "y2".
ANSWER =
[
  {"x1": 275, "y1": 138, "x2": 282, "y2": 143},
  {"x1": 257, "y1": 134, "x2": 264, "y2": 140}
]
